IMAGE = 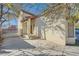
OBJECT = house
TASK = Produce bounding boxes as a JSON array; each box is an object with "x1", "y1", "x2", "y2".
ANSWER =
[
  {"x1": 8, "y1": 25, "x2": 17, "y2": 32},
  {"x1": 18, "y1": 4, "x2": 76, "y2": 47},
  {"x1": 18, "y1": 10, "x2": 37, "y2": 38}
]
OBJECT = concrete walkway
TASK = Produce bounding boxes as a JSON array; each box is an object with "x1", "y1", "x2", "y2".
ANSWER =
[
  {"x1": 1, "y1": 32, "x2": 63, "y2": 50},
  {"x1": 0, "y1": 46, "x2": 79, "y2": 56},
  {"x1": 0, "y1": 32, "x2": 79, "y2": 56},
  {"x1": 0, "y1": 32, "x2": 63, "y2": 56},
  {"x1": 1, "y1": 32, "x2": 35, "y2": 49}
]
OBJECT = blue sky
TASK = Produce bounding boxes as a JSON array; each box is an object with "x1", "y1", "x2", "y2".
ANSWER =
[
  {"x1": 3, "y1": 4, "x2": 48, "y2": 27},
  {"x1": 2, "y1": 18, "x2": 18, "y2": 28},
  {"x1": 10, "y1": 18, "x2": 18, "y2": 25},
  {"x1": 22, "y1": 3, "x2": 48, "y2": 15}
]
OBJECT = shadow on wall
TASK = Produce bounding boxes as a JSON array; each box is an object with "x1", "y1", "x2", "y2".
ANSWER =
[
  {"x1": 35, "y1": 16, "x2": 66, "y2": 41},
  {"x1": 35, "y1": 17, "x2": 46, "y2": 39}
]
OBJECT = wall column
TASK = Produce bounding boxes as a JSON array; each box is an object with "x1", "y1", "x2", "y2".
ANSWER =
[
  {"x1": 18, "y1": 11, "x2": 23, "y2": 35},
  {"x1": 27, "y1": 18, "x2": 31, "y2": 36},
  {"x1": 66, "y1": 22, "x2": 76, "y2": 44}
]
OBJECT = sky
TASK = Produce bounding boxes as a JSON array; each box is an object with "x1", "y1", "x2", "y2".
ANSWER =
[
  {"x1": 2, "y1": 18, "x2": 18, "y2": 28},
  {"x1": 3, "y1": 3, "x2": 48, "y2": 27},
  {"x1": 22, "y1": 3, "x2": 48, "y2": 15}
]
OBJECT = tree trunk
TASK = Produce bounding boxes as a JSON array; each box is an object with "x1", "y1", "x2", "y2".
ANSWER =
[{"x1": 0, "y1": 4, "x2": 4, "y2": 46}]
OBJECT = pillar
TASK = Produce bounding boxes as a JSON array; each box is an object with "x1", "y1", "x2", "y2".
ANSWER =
[
  {"x1": 66, "y1": 22, "x2": 76, "y2": 44},
  {"x1": 18, "y1": 11, "x2": 23, "y2": 35},
  {"x1": 27, "y1": 18, "x2": 31, "y2": 35}
]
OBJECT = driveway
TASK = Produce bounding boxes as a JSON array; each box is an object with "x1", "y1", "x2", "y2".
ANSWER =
[{"x1": 0, "y1": 32, "x2": 35, "y2": 49}]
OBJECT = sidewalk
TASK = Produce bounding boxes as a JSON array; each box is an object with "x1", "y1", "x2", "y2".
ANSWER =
[
  {"x1": 0, "y1": 32, "x2": 79, "y2": 56},
  {"x1": 0, "y1": 46, "x2": 79, "y2": 56},
  {"x1": 1, "y1": 33, "x2": 35, "y2": 49},
  {"x1": 0, "y1": 32, "x2": 64, "y2": 56}
]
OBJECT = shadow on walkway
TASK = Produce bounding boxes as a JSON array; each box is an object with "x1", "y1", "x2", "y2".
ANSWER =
[{"x1": 0, "y1": 50, "x2": 11, "y2": 54}]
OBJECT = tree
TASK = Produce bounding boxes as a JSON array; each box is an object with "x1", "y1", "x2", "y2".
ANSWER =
[
  {"x1": 0, "y1": 3, "x2": 18, "y2": 40},
  {"x1": 0, "y1": 4, "x2": 9, "y2": 39}
]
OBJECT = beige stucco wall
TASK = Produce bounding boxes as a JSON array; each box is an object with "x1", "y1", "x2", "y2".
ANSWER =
[
  {"x1": 45, "y1": 18, "x2": 66, "y2": 46},
  {"x1": 33, "y1": 16, "x2": 67, "y2": 46},
  {"x1": 33, "y1": 4, "x2": 68, "y2": 47}
]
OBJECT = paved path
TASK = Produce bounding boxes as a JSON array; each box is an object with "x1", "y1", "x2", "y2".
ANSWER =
[
  {"x1": 0, "y1": 49, "x2": 63, "y2": 56},
  {"x1": 64, "y1": 46, "x2": 79, "y2": 56},
  {"x1": 1, "y1": 32, "x2": 35, "y2": 49},
  {"x1": 0, "y1": 32, "x2": 79, "y2": 56},
  {"x1": 0, "y1": 32, "x2": 63, "y2": 56},
  {"x1": 0, "y1": 46, "x2": 79, "y2": 56}
]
